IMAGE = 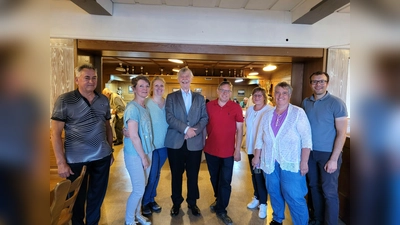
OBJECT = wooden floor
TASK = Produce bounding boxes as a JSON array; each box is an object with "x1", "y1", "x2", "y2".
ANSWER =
[{"x1": 50, "y1": 144, "x2": 346, "y2": 225}]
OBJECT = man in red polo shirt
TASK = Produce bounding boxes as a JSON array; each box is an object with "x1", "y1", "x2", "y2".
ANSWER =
[{"x1": 204, "y1": 81, "x2": 244, "y2": 225}]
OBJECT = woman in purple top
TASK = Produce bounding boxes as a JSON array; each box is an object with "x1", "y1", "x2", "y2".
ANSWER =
[{"x1": 252, "y1": 82, "x2": 312, "y2": 225}]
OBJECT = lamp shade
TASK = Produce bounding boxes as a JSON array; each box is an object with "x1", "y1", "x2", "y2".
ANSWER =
[{"x1": 263, "y1": 65, "x2": 277, "y2": 71}]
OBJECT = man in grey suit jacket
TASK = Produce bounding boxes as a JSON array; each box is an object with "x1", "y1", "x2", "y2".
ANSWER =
[{"x1": 165, "y1": 67, "x2": 208, "y2": 217}]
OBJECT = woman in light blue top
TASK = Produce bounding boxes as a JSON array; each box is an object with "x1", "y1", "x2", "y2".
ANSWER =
[
  {"x1": 142, "y1": 77, "x2": 169, "y2": 215},
  {"x1": 124, "y1": 75, "x2": 154, "y2": 225}
]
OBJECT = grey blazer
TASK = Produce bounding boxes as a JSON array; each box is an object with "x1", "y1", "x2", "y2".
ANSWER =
[{"x1": 164, "y1": 90, "x2": 208, "y2": 151}]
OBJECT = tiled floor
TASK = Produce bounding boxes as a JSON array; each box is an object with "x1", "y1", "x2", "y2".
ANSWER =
[{"x1": 92, "y1": 144, "x2": 345, "y2": 225}]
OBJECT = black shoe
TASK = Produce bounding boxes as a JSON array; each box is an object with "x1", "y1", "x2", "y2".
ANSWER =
[
  {"x1": 142, "y1": 204, "x2": 152, "y2": 215},
  {"x1": 170, "y1": 205, "x2": 180, "y2": 217},
  {"x1": 270, "y1": 220, "x2": 283, "y2": 225},
  {"x1": 149, "y1": 201, "x2": 162, "y2": 213},
  {"x1": 188, "y1": 204, "x2": 201, "y2": 216},
  {"x1": 209, "y1": 200, "x2": 217, "y2": 213},
  {"x1": 217, "y1": 213, "x2": 233, "y2": 225}
]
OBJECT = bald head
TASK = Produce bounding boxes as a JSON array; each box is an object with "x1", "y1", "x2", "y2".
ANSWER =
[{"x1": 102, "y1": 88, "x2": 112, "y2": 98}]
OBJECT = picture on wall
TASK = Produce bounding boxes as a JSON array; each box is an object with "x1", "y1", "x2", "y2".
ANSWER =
[
  {"x1": 172, "y1": 88, "x2": 179, "y2": 92},
  {"x1": 238, "y1": 89, "x2": 245, "y2": 96},
  {"x1": 128, "y1": 85, "x2": 133, "y2": 94},
  {"x1": 194, "y1": 88, "x2": 202, "y2": 93}
]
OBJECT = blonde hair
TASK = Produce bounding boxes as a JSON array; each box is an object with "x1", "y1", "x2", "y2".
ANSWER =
[{"x1": 150, "y1": 76, "x2": 166, "y2": 96}]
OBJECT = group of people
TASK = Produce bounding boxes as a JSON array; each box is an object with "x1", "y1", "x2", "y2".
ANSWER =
[
  {"x1": 246, "y1": 71, "x2": 348, "y2": 225},
  {"x1": 51, "y1": 63, "x2": 347, "y2": 225}
]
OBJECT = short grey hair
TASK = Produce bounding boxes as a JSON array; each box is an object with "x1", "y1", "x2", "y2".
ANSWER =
[
  {"x1": 275, "y1": 81, "x2": 293, "y2": 96},
  {"x1": 75, "y1": 63, "x2": 97, "y2": 77},
  {"x1": 177, "y1": 67, "x2": 193, "y2": 79}
]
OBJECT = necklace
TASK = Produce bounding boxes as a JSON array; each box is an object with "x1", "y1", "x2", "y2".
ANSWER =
[
  {"x1": 275, "y1": 113, "x2": 283, "y2": 127},
  {"x1": 274, "y1": 107, "x2": 288, "y2": 127}
]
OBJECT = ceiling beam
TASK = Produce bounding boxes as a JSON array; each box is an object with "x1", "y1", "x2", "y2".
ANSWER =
[
  {"x1": 71, "y1": 0, "x2": 113, "y2": 16},
  {"x1": 78, "y1": 40, "x2": 324, "y2": 58},
  {"x1": 292, "y1": 0, "x2": 350, "y2": 24}
]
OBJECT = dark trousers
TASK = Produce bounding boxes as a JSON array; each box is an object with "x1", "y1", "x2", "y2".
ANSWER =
[
  {"x1": 167, "y1": 142, "x2": 202, "y2": 206},
  {"x1": 115, "y1": 115, "x2": 124, "y2": 143},
  {"x1": 307, "y1": 151, "x2": 342, "y2": 225},
  {"x1": 205, "y1": 152, "x2": 234, "y2": 215},
  {"x1": 247, "y1": 154, "x2": 268, "y2": 204},
  {"x1": 68, "y1": 155, "x2": 111, "y2": 225}
]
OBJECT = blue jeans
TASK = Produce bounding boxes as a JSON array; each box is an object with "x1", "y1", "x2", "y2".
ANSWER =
[
  {"x1": 266, "y1": 161, "x2": 308, "y2": 225},
  {"x1": 307, "y1": 151, "x2": 342, "y2": 225},
  {"x1": 142, "y1": 147, "x2": 168, "y2": 206},
  {"x1": 124, "y1": 152, "x2": 152, "y2": 224}
]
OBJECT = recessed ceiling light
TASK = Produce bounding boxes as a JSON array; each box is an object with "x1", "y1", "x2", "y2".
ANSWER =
[
  {"x1": 249, "y1": 71, "x2": 259, "y2": 76},
  {"x1": 168, "y1": 59, "x2": 184, "y2": 64},
  {"x1": 235, "y1": 79, "x2": 243, "y2": 83},
  {"x1": 263, "y1": 65, "x2": 277, "y2": 71},
  {"x1": 249, "y1": 67, "x2": 259, "y2": 76}
]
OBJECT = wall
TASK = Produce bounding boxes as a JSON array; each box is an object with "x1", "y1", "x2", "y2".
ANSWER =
[{"x1": 50, "y1": 2, "x2": 350, "y2": 48}]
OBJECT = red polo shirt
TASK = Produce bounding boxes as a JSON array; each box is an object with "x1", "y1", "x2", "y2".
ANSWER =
[{"x1": 204, "y1": 99, "x2": 244, "y2": 158}]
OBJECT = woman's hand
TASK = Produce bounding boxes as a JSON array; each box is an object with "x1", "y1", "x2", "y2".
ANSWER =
[
  {"x1": 300, "y1": 160, "x2": 309, "y2": 176},
  {"x1": 123, "y1": 127, "x2": 130, "y2": 137},
  {"x1": 251, "y1": 157, "x2": 260, "y2": 170},
  {"x1": 141, "y1": 155, "x2": 150, "y2": 169}
]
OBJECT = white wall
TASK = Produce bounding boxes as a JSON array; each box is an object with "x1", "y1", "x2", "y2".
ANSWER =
[{"x1": 50, "y1": 1, "x2": 350, "y2": 48}]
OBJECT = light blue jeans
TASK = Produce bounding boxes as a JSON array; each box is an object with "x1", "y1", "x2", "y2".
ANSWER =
[
  {"x1": 124, "y1": 152, "x2": 152, "y2": 224},
  {"x1": 265, "y1": 161, "x2": 308, "y2": 225},
  {"x1": 142, "y1": 147, "x2": 168, "y2": 205}
]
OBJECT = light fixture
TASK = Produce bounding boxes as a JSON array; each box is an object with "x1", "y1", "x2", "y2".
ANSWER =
[
  {"x1": 249, "y1": 67, "x2": 259, "y2": 76},
  {"x1": 235, "y1": 78, "x2": 243, "y2": 83},
  {"x1": 263, "y1": 64, "x2": 277, "y2": 71},
  {"x1": 172, "y1": 67, "x2": 180, "y2": 72},
  {"x1": 168, "y1": 59, "x2": 184, "y2": 64},
  {"x1": 115, "y1": 63, "x2": 126, "y2": 72}
]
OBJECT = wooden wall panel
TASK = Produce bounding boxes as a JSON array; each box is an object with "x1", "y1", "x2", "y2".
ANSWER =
[
  {"x1": 50, "y1": 38, "x2": 75, "y2": 115},
  {"x1": 302, "y1": 58, "x2": 325, "y2": 100},
  {"x1": 327, "y1": 49, "x2": 350, "y2": 102},
  {"x1": 291, "y1": 63, "x2": 305, "y2": 107}
]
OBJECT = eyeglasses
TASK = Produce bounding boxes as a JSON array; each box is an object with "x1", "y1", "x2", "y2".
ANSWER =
[
  {"x1": 311, "y1": 80, "x2": 328, "y2": 85},
  {"x1": 253, "y1": 94, "x2": 263, "y2": 98},
  {"x1": 218, "y1": 89, "x2": 232, "y2": 94}
]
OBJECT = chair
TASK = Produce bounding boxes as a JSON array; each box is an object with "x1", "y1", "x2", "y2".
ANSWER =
[
  {"x1": 50, "y1": 165, "x2": 87, "y2": 225},
  {"x1": 50, "y1": 179, "x2": 71, "y2": 225},
  {"x1": 58, "y1": 165, "x2": 87, "y2": 225}
]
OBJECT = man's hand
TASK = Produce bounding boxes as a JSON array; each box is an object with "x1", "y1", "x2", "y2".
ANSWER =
[
  {"x1": 57, "y1": 162, "x2": 74, "y2": 178},
  {"x1": 324, "y1": 159, "x2": 338, "y2": 174},
  {"x1": 110, "y1": 153, "x2": 115, "y2": 166},
  {"x1": 185, "y1": 127, "x2": 197, "y2": 139},
  {"x1": 234, "y1": 149, "x2": 241, "y2": 162}
]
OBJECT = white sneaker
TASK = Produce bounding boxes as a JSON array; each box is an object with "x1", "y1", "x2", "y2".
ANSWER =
[
  {"x1": 258, "y1": 204, "x2": 267, "y2": 219},
  {"x1": 247, "y1": 196, "x2": 260, "y2": 209},
  {"x1": 136, "y1": 214, "x2": 151, "y2": 225}
]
